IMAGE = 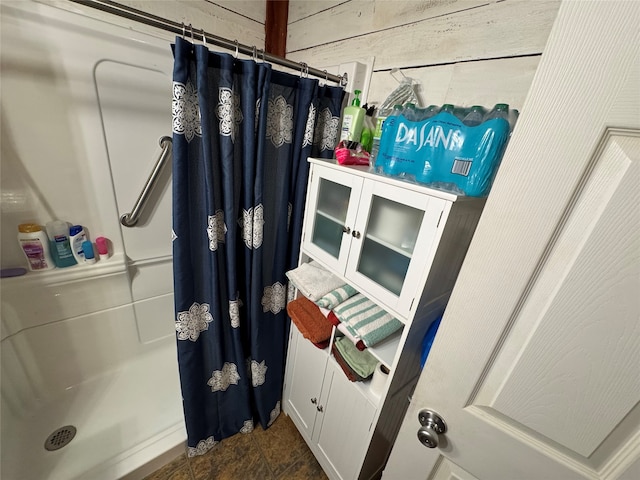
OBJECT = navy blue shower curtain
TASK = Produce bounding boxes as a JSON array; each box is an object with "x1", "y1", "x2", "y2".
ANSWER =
[{"x1": 171, "y1": 37, "x2": 344, "y2": 456}]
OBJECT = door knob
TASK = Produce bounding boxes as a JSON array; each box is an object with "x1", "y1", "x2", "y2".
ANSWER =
[
  {"x1": 417, "y1": 410, "x2": 447, "y2": 448},
  {"x1": 342, "y1": 226, "x2": 351, "y2": 234},
  {"x1": 310, "y1": 397, "x2": 317, "y2": 404},
  {"x1": 316, "y1": 405, "x2": 324, "y2": 412},
  {"x1": 352, "y1": 230, "x2": 361, "y2": 239}
]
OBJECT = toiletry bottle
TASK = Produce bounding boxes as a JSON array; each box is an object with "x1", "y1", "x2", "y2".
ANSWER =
[
  {"x1": 17, "y1": 223, "x2": 56, "y2": 271},
  {"x1": 339, "y1": 89, "x2": 365, "y2": 143},
  {"x1": 360, "y1": 105, "x2": 375, "y2": 152},
  {"x1": 69, "y1": 225, "x2": 88, "y2": 263},
  {"x1": 46, "y1": 220, "x2": 77, "y2": 267},
  {"x1": 95, "y1": 237, "x2": 110, "y2": 260},
  {"x1": 82, "y1": 240, "x2": 97, "y2": 264}
]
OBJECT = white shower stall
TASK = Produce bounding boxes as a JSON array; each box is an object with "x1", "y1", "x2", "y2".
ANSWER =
[{"x1": 1, "y1": 2, "x2": 186, "y2": 478}]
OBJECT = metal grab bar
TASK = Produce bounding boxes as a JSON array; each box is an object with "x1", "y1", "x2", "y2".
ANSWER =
[{"x1": 120, "y1": 136, "x2": 172, "y2": 227}]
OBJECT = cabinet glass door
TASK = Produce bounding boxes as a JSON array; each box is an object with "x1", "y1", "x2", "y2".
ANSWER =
[
  {"x1": 357, "y1": 196, "x2": 424, "y2": 296},
  {"x1": 346, "y1": 181, "x2": 446, "y2": 317},
  {"x1": 303, "y1": 165, "x2": 362, "y2": 271},
  {"x1": 311, "y1": 178, "x2": 352, "y2": 259}
]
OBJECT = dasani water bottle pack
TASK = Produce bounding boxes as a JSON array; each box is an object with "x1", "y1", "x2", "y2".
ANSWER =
[{"x1": 375, "y1": 104, "x2": 514, "y2": 197}]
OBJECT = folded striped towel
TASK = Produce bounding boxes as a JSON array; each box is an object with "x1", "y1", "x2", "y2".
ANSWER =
[
  {"x1": 337, "y1": 322, "x2": 366, "y2": 351},
  {"x1": 332, "y1": 294, "x2": 403, "y2": 348},
  {"x1": 285, "y1": 261, "x2": 346, "y2": 302},
  {"x1": 316, "y1": 284, "x2": 358, "y2": 309}
]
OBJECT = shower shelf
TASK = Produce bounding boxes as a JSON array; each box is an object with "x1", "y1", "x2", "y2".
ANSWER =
[{"x1": 1, "y1": 252, "x2": 128, "y2": 286}]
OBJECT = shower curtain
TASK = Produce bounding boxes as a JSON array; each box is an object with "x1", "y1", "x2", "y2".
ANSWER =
[{"x1": 171, "y1": 37, "x2": 344, "y2": 456}]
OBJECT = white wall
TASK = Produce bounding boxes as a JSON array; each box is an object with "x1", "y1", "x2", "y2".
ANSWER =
[{"x1": 287, "y1": 0, "x2": 561, "y2": 109}]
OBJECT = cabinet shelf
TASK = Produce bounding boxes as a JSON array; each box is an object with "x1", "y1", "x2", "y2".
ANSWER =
[
  {"x1": 364, "y1": 233, "x2": 413, "y2": 259},
  {"x1": 366, "y1": 328, "x2": 402, "y2": 368},
  {"x1": 327, "y1": 354, "x2": 381, "y2": 407},
  {"x1": 316, "y1": 209, "x2": 344, "y2": 226}
]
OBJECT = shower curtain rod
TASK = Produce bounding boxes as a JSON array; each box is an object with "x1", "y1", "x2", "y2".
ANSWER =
[{"x1": 69, "y1": 0, "x2": 348, "y2": 87}]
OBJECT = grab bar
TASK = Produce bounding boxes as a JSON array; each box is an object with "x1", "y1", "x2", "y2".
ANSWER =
[{"x1": 120, "y1": 136, "x2": 172, "y2": 227}]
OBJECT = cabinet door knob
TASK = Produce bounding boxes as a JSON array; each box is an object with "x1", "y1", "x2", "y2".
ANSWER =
[
  {"x1": 342, "y1": 226, "x2": 351, "y2": 234},
  {"x1": 316, "y1": 405, "x2": 324, "y2": 412},
  {"x1": 310, "y1": 397, "x2": 317, "y2": 404},
  {"x1": 352, "y1": 230, "x2": 361, "y2": 239}
]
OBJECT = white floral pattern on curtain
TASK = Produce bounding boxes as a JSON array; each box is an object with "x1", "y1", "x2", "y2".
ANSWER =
[
  {"x1": 216, "y1": 87, "x2": 243, "y2": 142},
  {"x1": 187, "y1": 436, "x2": 217, "y2": 458},
  {"x1": 229, "y1": 298, "x2": 241, "y2": 328},
  {"x1": 314, "y1": 107, "x2": 340, "y2": 151},
  {"x1": 261, "y1": 282, "x2": 286, "y2": 314},
  {"x1": 172, "y1": 80, "x2": 202, "y2": 142},
  {"x1": 302, "y1": 103, "x2": 316, "y2": 148},
  {"x1": 176, "y1": 302, "x2": 213, "y2": 341},
  {"x1": 268, "y1": 401, "x2": 281, "y2": 427},
  {"x1": 250, "y1": 359, "x2": 268, "y2": 387},
  {"x1": 207, "y1": 210, "x2": 227, "y2": 251},
  {"x1": 240, "y1": 420, "x2": 254, "y2": 434},
  {"x1": 266, "y1": 96, "x2": 293, "y2": 147},
  {"x1": 207, "y1": 362, "x2": 241, "y2": 392},
  {"x1": 238, "y1": 204, "x2": 264, "y2": 249}
]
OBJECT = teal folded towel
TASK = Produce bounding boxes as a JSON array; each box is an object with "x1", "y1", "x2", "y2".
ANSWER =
[
  {"x1": 334, "y1": 337, "x2": 378, "y2": 379},
  {"x1": 333, "y1": 294, "x2": 403, "y2": 347},
  {"x1": 316, "y1": 284, "x2": 358, "y2": 309}
]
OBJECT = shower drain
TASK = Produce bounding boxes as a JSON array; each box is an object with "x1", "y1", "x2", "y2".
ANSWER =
[{"x1": 44, "y1": 425, "x2": 77, "y2": 451}]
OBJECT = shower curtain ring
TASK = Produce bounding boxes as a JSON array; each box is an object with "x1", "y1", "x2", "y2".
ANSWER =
[
  {"x1": 234, "y1": 40, "x2": 238, "y2": 58},
  {"x1": 201, "y1": 28, "x2": 207, "y2": 46},
  {"x1": 299, "y1": 62, "x2": 307, "y2": 78},
  {"x1": 305, "y1": 64, "x2": 309, "y2": 78},
  {"x1": 189, "y1": 24, "x2": 194, "y2": 42},
  {"x1": 261, "y1": 49, "x2": 265, "y2": 62},
  {"x1": 252, "y1": 46, "x2": 257, "y2": 61},
  {"x1": 181, "y1": 22, "x2": 185, "y2": 39},
  {"x1": 323, "y1": 70, "x2": 328, "y2": 85}
]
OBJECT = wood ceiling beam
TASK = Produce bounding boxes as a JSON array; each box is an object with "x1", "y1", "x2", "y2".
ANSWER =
[{"x1": 265, "y1": 0, "x2": 289, "y2": 57}]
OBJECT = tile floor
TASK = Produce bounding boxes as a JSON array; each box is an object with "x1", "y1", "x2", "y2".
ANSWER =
[{"x1": 143, "y1": 414, "x2": 328, "y2": 480}]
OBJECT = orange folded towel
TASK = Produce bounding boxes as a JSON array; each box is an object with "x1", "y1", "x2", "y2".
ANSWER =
[{"x1": 287, "y1": 297, "x2": 333, "y2": 344}]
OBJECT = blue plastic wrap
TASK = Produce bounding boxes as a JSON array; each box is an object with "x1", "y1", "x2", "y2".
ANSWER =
[{"x1": 376, "y1": 112, "x2": 510, "y2": 197}]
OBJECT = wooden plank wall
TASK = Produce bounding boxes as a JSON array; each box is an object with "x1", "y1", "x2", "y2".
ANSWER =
[
  {"x1": 43, "y1": 0, "x2": 266, "y2": 47},
  {"x1": 286, "y1": 0, "x2": 561, "y2": 111}
]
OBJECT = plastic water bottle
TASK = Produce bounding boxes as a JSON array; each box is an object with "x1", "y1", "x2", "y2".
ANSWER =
[
  {"x1": 417, "y1": 105, "x2": 439, "y2": 121},
  {"x1": 462, "y1": 105, "x2": 486, "y2": 126},
  {"x1": 371, "y1": 105, "x2": 398, "y2": 170},
  {"x1": 439, "y1": 103, "x2": 455, "y2": 114},
  {"x1": 403, "y1": 103, "x2": 418, "y2": 121},
  {"x1": 483, "y1": 103, "x2": 510, "y2": 122}
]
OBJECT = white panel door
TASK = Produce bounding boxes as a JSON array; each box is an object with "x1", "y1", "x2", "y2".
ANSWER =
[{"x1": 384, "y1": 2, "x2": 640, "y2": 479}]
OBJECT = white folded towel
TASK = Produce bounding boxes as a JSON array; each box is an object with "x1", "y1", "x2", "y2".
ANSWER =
[{"x1": 286, "y1": 261, "x2": 346, "y2": 302}]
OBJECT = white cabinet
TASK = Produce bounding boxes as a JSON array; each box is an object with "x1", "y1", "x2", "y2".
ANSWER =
[
  {"x1": 284, "y1": 158, "x2": 485, "y2": 480},
  {"x1": 303, "y1": 162, "x2": 447, "y2": 318},
  {"x1": 285, "y1": 325, "x2": 377, "y2": 480}
]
